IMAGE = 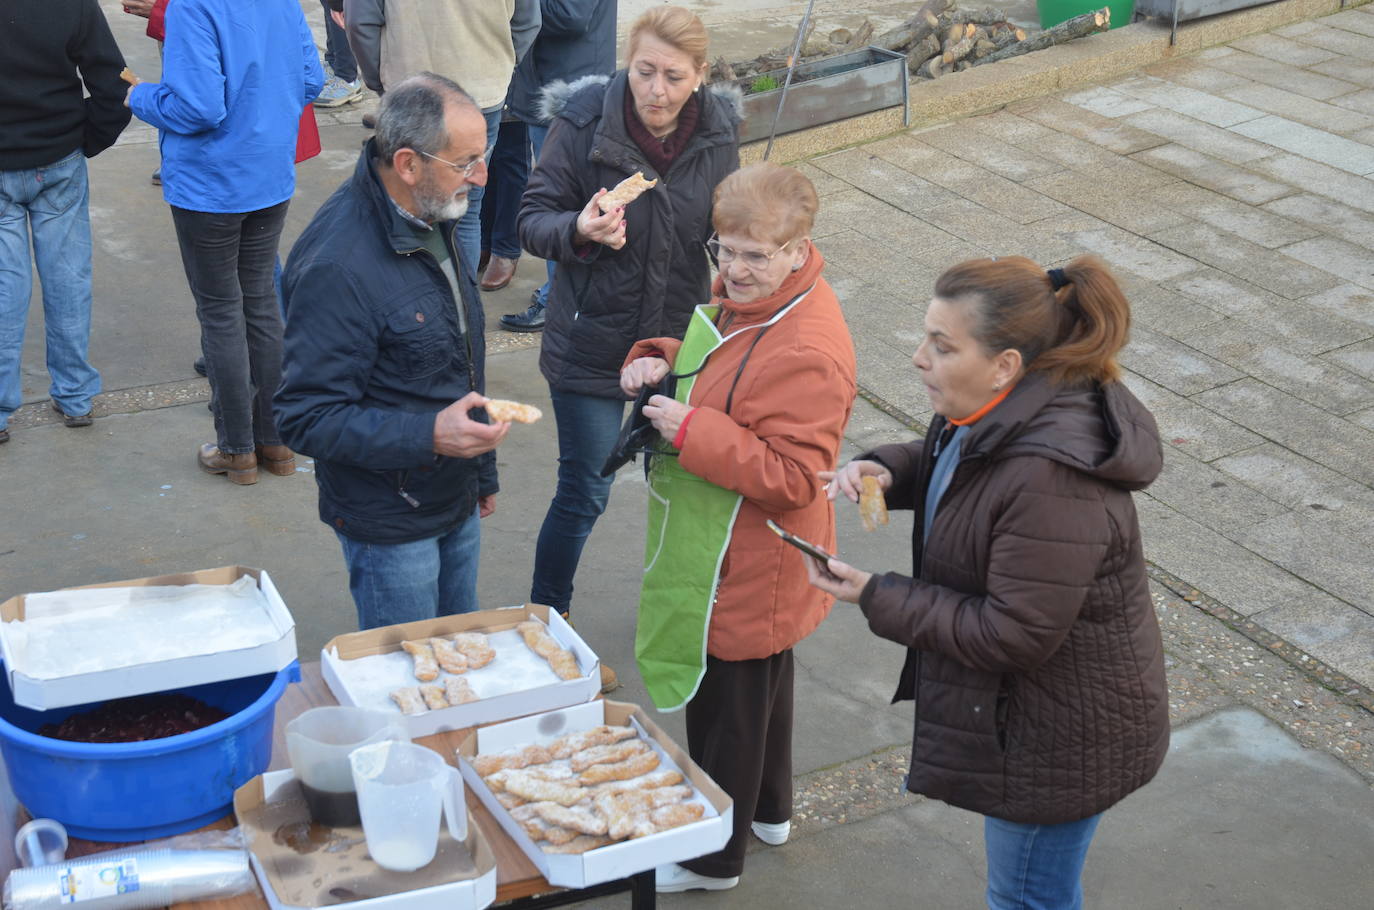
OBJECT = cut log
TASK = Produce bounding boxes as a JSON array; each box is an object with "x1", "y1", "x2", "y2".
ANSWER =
[
  {"x1": 916, "y1": 54, "x2": 944, "y2": 78},
  {"x1": 710, "y1": 56, "x2": 737, "y2": 83},
  {"x1": 991, "y1": 29, "x2": 1019, "y2": 50},
  {"x1": 955, "y1": 60, "x2": 971, "y2": 71},
  {"x1": 976, "y1": 7, "x2": 1110, "y2": 66},
  {"x1": 906, "y1": 33, "x2": 942, "y2": 70},
  {"x1": 972, "y1": 38, "x2": 998, "y2": 59},
  {"x1": 840, "y1": 20, "x2": 876, "y2": 53},
  {"x1": 947, "y1": 7, "x2": 1011, "y2": 26},
  {"x1": 944, "y1": 24, "x2": 964, "y2": 45},
  {"x1": 872, "y1": 0, "x2": 951, "y2": 52},
  {"x1": 964, "y1": 23, "x2": 978, "y2": 40},
  {"x1": 942, "y1": 38, "x2": 975, "y2": 65}
]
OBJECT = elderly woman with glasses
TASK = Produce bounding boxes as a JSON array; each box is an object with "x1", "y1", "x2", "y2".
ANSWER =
[
  {"x1": 517, "y1": 7, "x2": 742, "y2": 693},
  {"x1": 619, "y1": 162, "x2": 857, "y2": 894}
]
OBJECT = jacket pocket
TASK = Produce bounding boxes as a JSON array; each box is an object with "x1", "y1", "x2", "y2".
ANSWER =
[{"x1": 382, "y1": 297, "x2": 449, "y2": 380}]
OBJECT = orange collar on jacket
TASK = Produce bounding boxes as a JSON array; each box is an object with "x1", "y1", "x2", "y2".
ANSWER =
[
  {"x1": 710, "y1": 241, "x2": 826, "y2": 323},
  {"x1": 947, "y1": 383, "x2": 1016, "y2": 427}
]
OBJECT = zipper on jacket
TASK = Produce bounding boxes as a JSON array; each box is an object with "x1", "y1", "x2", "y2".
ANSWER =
[
  {"x1": 396, "y1": 470, "x2": 419, "y2": 509},
  {"x1": 408, "y1": 241, "x2": 479, "y2": 392}
]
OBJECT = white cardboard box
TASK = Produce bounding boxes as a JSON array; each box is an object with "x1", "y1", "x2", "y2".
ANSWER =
[
  {"x1": 458, "y1": 700, "x2": 733, "y2": 889},
  {"x1": 321, "y1": 605, "x2": 600, "y2": 739},
  {"x1": 236, "y1": 769, "x2": 497, "y2": 910},
  {"x1": 0, "y1": 566, "x2": 297, "y2": 710}
]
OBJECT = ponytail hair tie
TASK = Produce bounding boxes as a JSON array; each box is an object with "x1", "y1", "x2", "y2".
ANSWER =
[{"x1": 1047, "y1": 267, "x2": 1070, "y2": 291}]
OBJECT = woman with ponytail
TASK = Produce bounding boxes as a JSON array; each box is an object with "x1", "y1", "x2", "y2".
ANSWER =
[{"x1": 807, "y1": 255, "x2": 1169, "y2": 909}]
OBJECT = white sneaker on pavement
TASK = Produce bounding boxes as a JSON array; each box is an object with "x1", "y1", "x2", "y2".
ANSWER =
[
  {"x1": 654, "y1": 863, "x2": 739, "y2": 893},
  {"x1": 750, "y1": 819, "x2": 791, "y2": 845},
  {"x1": 314, "y1": 74, "x2": 363, "y2": 108}
]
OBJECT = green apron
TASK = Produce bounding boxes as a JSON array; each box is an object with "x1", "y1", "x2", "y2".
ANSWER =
[{"x1": 634, "y1": 294, "x2": 809, "y2": 712}]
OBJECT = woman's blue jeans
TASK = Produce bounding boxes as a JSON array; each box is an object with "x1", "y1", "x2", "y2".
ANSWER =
[
  {"x1": 529, "y1": 388, "x2": 626, "y2": 614},
  {"x1": 984, "y1": 812, "x2": 1103, "y2": 910},
  {"x1": 0, "y1": 151, "x2": 101, "y2": 429}
]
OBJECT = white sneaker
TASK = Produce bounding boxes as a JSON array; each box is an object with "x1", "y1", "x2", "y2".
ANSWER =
[
  {"x1": 751, "y1": 819, "x2": 791, "y2": 845},
  {"x1": 654, "y1": 863, "x2": 739, "y2": 893}
]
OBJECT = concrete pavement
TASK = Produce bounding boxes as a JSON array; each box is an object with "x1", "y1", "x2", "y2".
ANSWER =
[{"x1": 2, "y1": 1, "x2": 1373, "y2": 905}]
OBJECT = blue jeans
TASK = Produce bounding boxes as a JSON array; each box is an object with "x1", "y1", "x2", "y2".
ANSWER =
[
  {"x1": 530, "y1": 388, "x2": 626, "y2": 614},
  {"x1": 335, "y1": 509, "x2": 481, "y2": 630},
  {"x1": 479, "y1": 118, "x2": 529, "y2": 261},
  {"x1": 455, "y1": 109, "x2": 502, "y2": 279},
  {"x1": 0, "y1": 151, "x2": 101, "y2": 430},
  {"x1": 528, "y1": 124, "x2": 555, "y2": 305},
  {"x1": 319, "y1": 0, "x2": 357, "y2": 83},
  {"x1": 984, "y1": 813, "x2": 1103, "y2": 910}
]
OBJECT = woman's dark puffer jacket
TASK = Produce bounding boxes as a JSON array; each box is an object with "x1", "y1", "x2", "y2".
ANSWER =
[
  {"x1": 518, "y1": 71, "x2": 741, "y2": 399},
  {"x1": 858, "y1": 371, "x2": 1170, "y2": 824}
]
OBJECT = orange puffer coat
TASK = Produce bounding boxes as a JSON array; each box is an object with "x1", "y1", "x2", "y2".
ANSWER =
[{"x1": 624, "y1": 245, "x2": 857, "y2": 660}]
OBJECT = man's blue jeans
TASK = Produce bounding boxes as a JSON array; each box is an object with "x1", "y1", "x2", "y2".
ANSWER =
[
  {"x1": 984, "y1": 812, "x2": 1103, "y2": 910},
  {"x1": 335, "y1": 508, "x2": 482, "y2": 630},
  {"x1": 530, "y1": 389, "x2": 626, "y2": 614},
  {"x1": 0, "y1": 151, "x2": 101, "y2": 430},
  {"x1": 455, "y1": 109, "x2": 502, "y2": 279},
  {"x1": 319, "y1": 0, "x2": 357, "y2": 83}
]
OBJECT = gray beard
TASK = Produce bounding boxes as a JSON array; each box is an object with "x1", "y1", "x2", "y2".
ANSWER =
[{"x1": 416, "y1": 181, "x2": 470, "y2": 225}]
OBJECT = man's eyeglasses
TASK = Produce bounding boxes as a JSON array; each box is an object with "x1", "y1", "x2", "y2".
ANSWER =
[
  {"x1": 704, "y1": 233, "x2": 793, "y2": 271},
  {"x1": 419, "y1": 150, "x2": 487, "y2": 180}
]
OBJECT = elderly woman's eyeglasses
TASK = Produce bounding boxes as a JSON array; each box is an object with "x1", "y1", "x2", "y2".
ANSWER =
[
  {"x1": 419, "y1": 150, "x2": 487, "y2": 180},
  {"x1": 704, "y1": 233, "x2": 793, "y2": 271}
]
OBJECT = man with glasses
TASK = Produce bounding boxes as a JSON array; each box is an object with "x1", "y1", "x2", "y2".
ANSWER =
[{"x1": 277, "y1": 74, "x2": 511, "y2": 630}]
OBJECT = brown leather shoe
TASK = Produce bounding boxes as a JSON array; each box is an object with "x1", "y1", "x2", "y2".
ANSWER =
[
  {"x1": 198, "y1": 444, "x2": 258, "y2": 485},
  {"x1": 256, "y1": 445, "x2": 297, "y2": 476},
  {"x1": 480, "y1": 255, "x2": 518, "y2": 292},
  {"x1": 599, "y1": 663, "x2": 620, "y2": 694}
]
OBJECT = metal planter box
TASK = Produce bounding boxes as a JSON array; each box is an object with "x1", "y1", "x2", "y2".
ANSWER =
[{"x1": 736, "y1": 46, "x2": 909, "y2": 145}]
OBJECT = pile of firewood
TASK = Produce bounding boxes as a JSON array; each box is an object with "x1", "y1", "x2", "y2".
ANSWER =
[{"x1": 710, "y1": 1, "x2": 1111, "y2": 84}]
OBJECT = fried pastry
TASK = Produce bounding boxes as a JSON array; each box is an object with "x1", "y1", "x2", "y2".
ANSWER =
[
  {"x1": 517, "y1": 620, "x2": 582, "y2": 680},
  {"x1": 471, "y1": 744, "x2": 554, "y2": 777},
  {"x1": 542, "y1": 834, "x2": 612, "y2": 854},
  {"x1": 590, "y1": 768, "x2": 684, "y2": 795},
  {"x1": 502, "y1": 770, "x2": 587, "y2": 807},
  {"x1": 597, "y1": 171, "x2": 657, "y2": 212},
  {"x1": 579, "y1": 750, "x2": 660, "y2": 785},
  {"x1": 494, "y1": 791, "x2": 526, "y2": 810},
  {"x1": 427, "y1": 637, "x2": 469, "y2": 674},
  {"x1": 484, "y1": 399, "x2": 543, "y2": 424},
  {"x1": 450, "y1": 631, "x2": 496, "y2": 668},
  {"x1": 419, "y1": 684, "x2": 448, "y2": 710},
  {"x1": 548, "y1": 725, "x2": 638, "y2": 759},
  {"x1": 401, "y1": 640, "x2": 439, "y2": 682},
  {"x1": 859, "y1": 474, "x2": 889, "y2": 531},
  {"x1": 389, "y1": 686, "x2": 426, "y2": 715},
  {"x1": 650, "y1": 801, "x2": 705, "y2": 833},
  {"x1": 533, "y1": 802, "x2": 608, "y2": 836},
  {"x1": 569, "y1": 739, "x2": 650, "y2": 772},
  {"x1": 444, "y1": 675, "x2": 479, "y2": 705}
]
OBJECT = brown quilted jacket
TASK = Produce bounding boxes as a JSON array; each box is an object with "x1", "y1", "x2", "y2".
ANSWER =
[{"x1": 858, "y1": 371, "x2": 1169, "y2": 824}]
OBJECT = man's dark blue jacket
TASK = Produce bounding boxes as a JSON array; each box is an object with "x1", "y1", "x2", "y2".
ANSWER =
[{"x1": 277, "y1": 142, "x2": 496, "y2": 544}]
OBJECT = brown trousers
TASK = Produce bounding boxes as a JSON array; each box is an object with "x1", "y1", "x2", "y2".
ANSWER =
[{"x1": 681, "y1": 649, "x2": 794, "y2": 878}]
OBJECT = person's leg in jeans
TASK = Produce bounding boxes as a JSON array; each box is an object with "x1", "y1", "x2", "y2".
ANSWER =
[
  {"x1": 27, "y1": 152, "x2": 101, "y2": 419},
  {"x1": 0, "y1": 166, "x2": 36, "y2": 437},
  {"x1": 237, "y1": 202, "x2": 289, "y2": 448},
  {"x1": 335, "y1": 509, "x2": 480, "y2": 629},
  {"x1": 529, "y1": 388, "x2": 626, "y2": 614},
  {"x1": 480, "y1": 119, "x2": 528, "y2": 285},
  {"x1": 170, "y1": 202, "x2": 287, "y2": 454},
  {"x1": 984, "y1": 812, "x2": 1103, "y2": 910},
  {"x1": 436, "y1": 508, "x2": 482, "y2": 616},
  {"x1": 528, "y1": 124, "x2": 555, "y2": 305},
  {"x1": 319, "y1": 0, "x2": 357, "y2": 83},
  {"x1": 454, "y1": 108, "x2": 501, "y2": 279}
]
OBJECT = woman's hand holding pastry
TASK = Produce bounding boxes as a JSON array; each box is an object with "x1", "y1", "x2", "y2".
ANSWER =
[
  {"x1": 620, "y1": 357, "x2": 670, "y2": 396},
  {"x1": 643, "y1": 394, "x2": 691, "y2": 441},
  {"x1": 804, "y1": 554, "x2": 873, "y2": 604},
  {"x1": 575, "y1": 190, "x2": 627, "y2": 250},
  {"x1": 821, "y1": 460, "x2": 892, "y2": 503}
]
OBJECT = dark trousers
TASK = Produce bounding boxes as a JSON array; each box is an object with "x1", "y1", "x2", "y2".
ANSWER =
[
  {"x1": 479, "y1": 118, "x2": 530, "y2": 260},
  {"x1": 170, "y1": 202, "x2": 288, "y2": 454},
  {"x1": 682, "y1": 649, "x2": 795, "y2": 879},
  {"x1": 320, "y1": 0, "x2": 357, "y2": 82}
]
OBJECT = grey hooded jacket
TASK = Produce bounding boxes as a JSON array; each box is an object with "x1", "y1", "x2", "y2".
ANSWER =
[{"x1": 518, "y1": 71, "x2": 743, "y2": 398}]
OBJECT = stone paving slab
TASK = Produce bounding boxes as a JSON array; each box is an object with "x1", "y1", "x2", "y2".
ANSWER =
[
  {"x1": 1205, "y1": 48, "x2": 1364, "y2": 98},
  {"x1": 1147, "y1": 221, "x2": 1342, "y2": 299},
  {"x1": 1212, "y1": 441, "x2": 1374, "y2": 511},
  {"x1": 1120, "y1": 373, "x2": 1265, "y2": 463},
  {"x1": 1117, "y1": 325, "x2": 1245, "y2": 395},
  {"x1": 1129, "y1": 142, "x2": 1294, "y2": 203},
  {"x1": 1143, "y1": 444, "x2": 1291, "y2": 532},
  {"x1": 1149, "y1": 181, "x2": 1319, "y2": 248},
  {"x1": 1255, "y1": 598, "x2": 1374, "y2": 687},
  {"x1": 1262, "y1": 192, "x2": 1374, "y2": 250},
  {"x1": 1231, "y1": 113, "x2": 1374, "y2": 172},
  {"x1": 1237, "y1": 511, "x2": 1374, "y2": 612},
  {"x1": 1280, "y1": 235, "x2": 1374, "y2": 287},
  {"x1": 1193, "y1": 379, "x2": 1374, "y2": 485},
  {"x1": 1324, "y1": 339, "x2": 1374, "y2": 381},
  {"x1": 1223, "y1": 80, "x2": 1374, "y2": 133}
]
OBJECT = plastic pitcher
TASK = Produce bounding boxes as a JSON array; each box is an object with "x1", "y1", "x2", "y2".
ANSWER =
[
  {"x1": 285, "y1": 707, "x2": 403, "y2": 827},
  {"x1": 349, "y1": 741, "x2": 466, "y2": 872}
]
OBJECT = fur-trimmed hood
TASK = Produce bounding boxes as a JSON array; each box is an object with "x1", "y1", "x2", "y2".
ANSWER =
[{"x1": 537, "y1": 73, "x2": 745, "y2": 125}]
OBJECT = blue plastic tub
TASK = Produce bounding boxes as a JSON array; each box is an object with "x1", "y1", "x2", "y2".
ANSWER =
[{"x1": 0, "y1": 661, "x2": 299, "y2": 841}]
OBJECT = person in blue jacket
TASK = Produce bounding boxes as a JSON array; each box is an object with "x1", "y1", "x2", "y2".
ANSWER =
[{"x1": 127, "y1": 0, "x2": 323, "y2": 485}]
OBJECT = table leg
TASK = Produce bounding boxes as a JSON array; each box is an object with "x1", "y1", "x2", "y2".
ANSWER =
[{"x1": 629, "y1": 868, "x2": 657, "y2": 909}]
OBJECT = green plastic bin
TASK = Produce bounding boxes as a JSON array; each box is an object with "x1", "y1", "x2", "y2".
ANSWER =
[{"x1": 1037, "y1": 0, "x2": 1134, "y2": 29}]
